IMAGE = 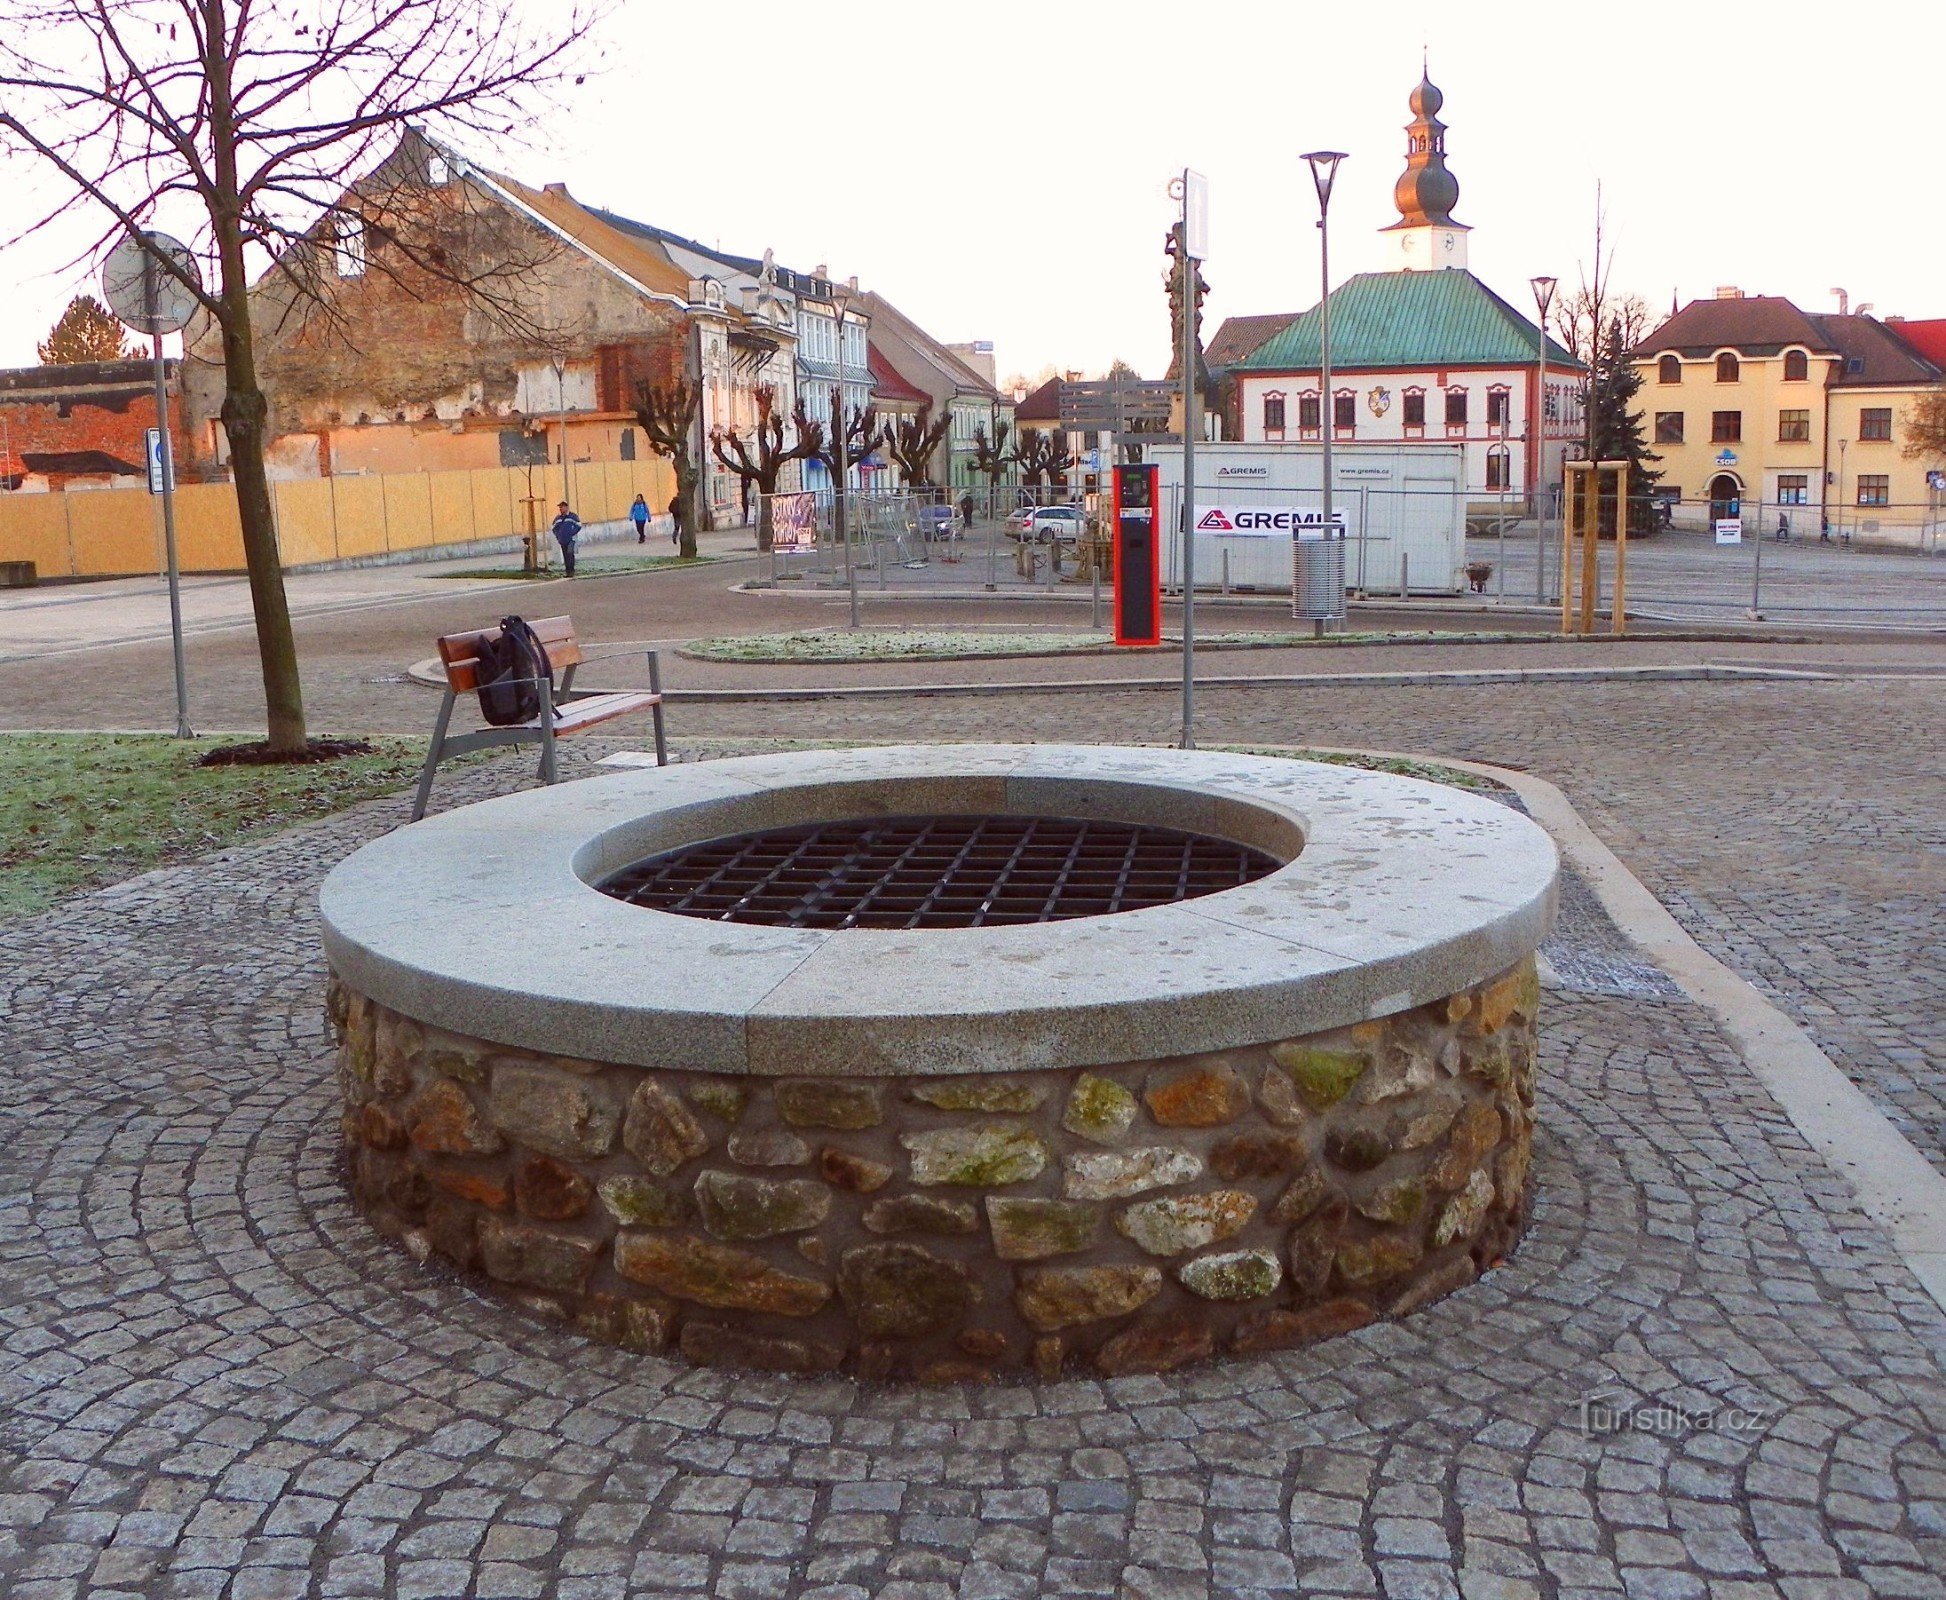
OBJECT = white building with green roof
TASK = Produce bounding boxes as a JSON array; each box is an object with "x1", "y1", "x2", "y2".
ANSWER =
[{"x1": 1222, "y1": 73, "x2": 1585, "y2": 509}]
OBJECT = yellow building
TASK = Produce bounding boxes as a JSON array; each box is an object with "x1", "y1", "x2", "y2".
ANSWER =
[{"x1": 1632, "y1": 291, "x2": 1944, "y2": 548}]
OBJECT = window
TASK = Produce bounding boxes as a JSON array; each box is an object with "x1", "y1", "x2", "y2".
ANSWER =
[
  {"x1": 1857, "y1": 474, "x2": 1889, "y2": 506},
  {"x1": 1297, "y1": 393, "x2": 1320, "y2": 433},
  {"x1": 1783, "y1": 350, "x2": 1808, "y2": 381},
  {"x1": 1658, "y1": 355, "x2": 1681, "y2": 384},
  {"x1": 1332, "y1": 392, "x2": 1355, "y2": 433},
  {"x1": 1711, "y1": 411, "x2": 1742, "y2": 442},
  {"x1": 1777, "y1": 474, "x2": 1808, "y2": 505},
  {"x1": 1860, "y1": 407, "x2": 1893, "y2": 441},
  {"x1": 335, "y1": 213, "x2": 366, "y2": 277},
  {"x1": 1715, "y1": 353, "x2": 1739, "y2": 383},
  {"x1": 1445, "y1": 388, "x2": 1468, "y2": 427},
  {"x1": 1485, "y1": 447, "x2": 1510, "y2": 490},
  {"x1": 1486, "y1": 388, "x2": 1509, "y2": 427},
  {"x1": 1654, "y1": 411, "x2": 1685, "y2": 444},
  {"x1": 1262, "y1": 392, "x2": 1286, "y2": 434},
  {"x1": 1778, "y1": 409, "x2": 1810, "y2": 442},
  {"x1": 1402, "y1": 389, "x2": 1426, "y2": 429},
  {"x1": 619, "y1": 428, "x2": 636, "y2": 462}
]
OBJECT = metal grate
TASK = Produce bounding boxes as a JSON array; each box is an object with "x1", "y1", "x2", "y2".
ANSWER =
[{"x1": 597, "y1": 814, "x2": 1279, "y2": 930}]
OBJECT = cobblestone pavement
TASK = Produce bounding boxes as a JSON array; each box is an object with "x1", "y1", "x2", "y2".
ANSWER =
[
  {"x1": 670, "y1": 677, "x2": 1946, "y2": 1180},
  {"x1": 3, "y1": 736, "x2": 1944, "y2": 1599}
]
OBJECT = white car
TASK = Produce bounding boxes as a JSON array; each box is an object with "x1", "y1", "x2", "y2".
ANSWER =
[{"x1": 1006, "y1": 504, "x2": 1087, "y2": 544}]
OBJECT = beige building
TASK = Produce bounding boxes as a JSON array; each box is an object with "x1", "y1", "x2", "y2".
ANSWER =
[{"x1": 1631, "y1": 292, "x2": 1944, "y2": 547}]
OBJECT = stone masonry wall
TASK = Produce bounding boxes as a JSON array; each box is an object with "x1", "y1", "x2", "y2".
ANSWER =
[{"x1": 331, "y1": 959, "x2": 1539, "y2": 1381}]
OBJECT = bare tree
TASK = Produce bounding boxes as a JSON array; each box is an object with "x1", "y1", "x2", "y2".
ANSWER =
[
  {"x1": 968, "y1": 415, "x2": 1012, "y2": 487},
  {"x1": 0, "y1": 0, "x2": 597, "y2": 754},
  {"x1": 633, "y1": 373, "x2": 704, "y2": 559},
  {"x1": 816, "y1": 389, "x2": 878, "y2": 482},
  {"x1": 883, "y1": 404, "x2": 952, "y2": 489},
  {"x1": 1903, "y1": 389, "x2": 1946, "y2": 463},
  {"x1": 710, "y1": 384, "x2": 824, "y2": 552},
  {"x1": 1013, "y1": 428, "x2": 1073, "y2": 491}
]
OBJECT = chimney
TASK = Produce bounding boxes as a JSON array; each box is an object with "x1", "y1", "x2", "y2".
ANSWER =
[
  {"x1": 848, "y1": 275, "x2": 859, "y2": 292},
  {"x1": 813, "y1": 263, "x2": 828, "y2": 280},
  {"x1": 1713, "y1": 286, "x2": 1743, "y2": 299},
  {"x1": 543, "y1": 182, "x2": 569, "y2": 198}
]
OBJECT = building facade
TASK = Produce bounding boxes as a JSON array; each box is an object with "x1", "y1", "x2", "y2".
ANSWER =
[
  {"x1": 1220, "y1": 73, "x2": 1584, "y2": 510},
  {"x1": 0, "y1": 360, "x2": 182, "y2": 490},
  {"x1": 1631, "y1": 293, "x2": 1944, "y2": 546},
  {"x1": 857, "y1": 293, "x2": 1011, "y2": 490}
]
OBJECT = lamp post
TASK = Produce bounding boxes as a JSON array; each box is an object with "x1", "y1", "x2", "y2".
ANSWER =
[
  {"x1": 829, "y1": 284, "x2": 861, "y2": 627},
  {"x1": 1303, "y1": 151, "x2": 1347, "y2": 612},
  {"x1": 1529, "y1": 275, "x2": 1557, "y2": 606}
]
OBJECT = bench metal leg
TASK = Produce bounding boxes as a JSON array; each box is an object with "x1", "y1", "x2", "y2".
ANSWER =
[
  {"x1": 648, "y1": 650, "x2": 668, "y2": 766},
  {"x1": 412, "y1": 691, "x2": 459, "y2": 821}
]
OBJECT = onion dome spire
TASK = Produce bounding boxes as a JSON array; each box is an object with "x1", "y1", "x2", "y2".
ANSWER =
[{"x1": 1393, "y1": 68, "x2": 1461, "y2": 228}]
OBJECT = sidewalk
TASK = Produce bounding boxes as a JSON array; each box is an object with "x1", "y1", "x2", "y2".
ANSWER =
[{"x1": 0, "y1": 519, "x2": 764, "y2": 663}]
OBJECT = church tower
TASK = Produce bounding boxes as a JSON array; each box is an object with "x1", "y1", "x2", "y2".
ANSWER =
[{"x1": 1381, "y1": 69, "x2": 1471, "y2": 271}]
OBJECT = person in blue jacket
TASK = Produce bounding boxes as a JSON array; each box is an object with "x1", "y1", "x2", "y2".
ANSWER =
[
  {"x1": 630, "y1": 493, "x2": 650, "y2": 544},
  {"x1": 551, "y1": 501, "x2": 581, "y2": 576}
]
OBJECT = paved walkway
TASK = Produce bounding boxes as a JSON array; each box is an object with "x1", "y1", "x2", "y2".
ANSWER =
[{"x1": 3, "y1": 736, "x2": 1943, "y2": 1600}]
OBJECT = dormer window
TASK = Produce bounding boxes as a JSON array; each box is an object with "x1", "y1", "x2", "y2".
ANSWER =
[
  {"x1": 1658, "y1": 355, "x2": 1681, "y2": 384},
  {"x1": 1716, "y1": 353, "x2": 1740, "y2": 383},
  {"x1": 1783, "y1": 350, "x2": 1808, "y2": 381}
]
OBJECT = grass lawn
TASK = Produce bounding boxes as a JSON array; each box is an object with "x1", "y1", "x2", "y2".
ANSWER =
[
  {"x1": 681, "y1": 628, "x2": 1499, "y2": 664},
  {"x1": 432, "y1": 554, "x2": 710, "y2": 581},
  {"x1": 0, "y1": 733, "x2": 430, "y2": 921}
]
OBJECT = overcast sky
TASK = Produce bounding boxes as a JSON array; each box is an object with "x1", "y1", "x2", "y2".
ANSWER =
[{"x1": 1, "y1": 0, "x2": 1938, "y2": 380}]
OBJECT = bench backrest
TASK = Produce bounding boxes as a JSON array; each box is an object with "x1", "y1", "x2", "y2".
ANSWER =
[{"x1": 436, "y1": 615, "x2": 583, "y2": 693}]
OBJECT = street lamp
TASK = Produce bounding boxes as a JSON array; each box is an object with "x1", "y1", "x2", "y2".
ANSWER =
[
  {"x1": 1303, "y1": 151, "x2": 1347, "y2": 607},
  {"x1": 829, "y1": 281, "x2": 861, "y2": 627},
  {"x1": 1530, "y1": 274, "x2": 1557, "y2": 605}
]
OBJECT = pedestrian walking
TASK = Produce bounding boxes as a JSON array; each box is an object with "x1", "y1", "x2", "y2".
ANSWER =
[
  {"x1": 630, "y1": 493, "x2": 649, "y2": 544},
  {"x1": 1820, "y1": 515, "x2": 1832, "y2": 544},
  {"x1": 1775, "y1": 513, "x2": 1790, "y2": 542},
  {"x1": 667, "y1": 492, "x2": 683, "y2": 548},
  {"x1": 551, "y1": 501, "x2": 581, "y2": 577},
  {"x1": 959, "y1": 492, "x2": 974, "y2": 535}
]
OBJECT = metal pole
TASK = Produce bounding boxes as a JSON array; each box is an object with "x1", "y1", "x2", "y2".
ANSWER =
[
  {"x1": 1178, "y1": 210, "x2": 1198, "y2": 750},
  {"x1": 1750, "y1": 495, "x2": 1764, "y2": 618},
  {"x1": 838, "y1": 382, "x2": 858, "y2": 629},
  {"x1": 146, "y1": 254, "x2": 192, "y2": 739},
  {"x1": 1613, "y1": 463, "x2": 1629, "y2": 634},
  {"x1": 1316, "y1": 199, "x2": 1334, "y2": 625},
  {"x1": 1531, "y1": 276, "x2": 1555, "y2": 606}
]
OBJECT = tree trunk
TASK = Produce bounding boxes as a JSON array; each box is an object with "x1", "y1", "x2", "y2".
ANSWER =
[
  {"x1": 219, "y1": 325, "x2": 307, "y2": 753},
  {"x1": 755, "y1": 493, "x2": 774, "y2": 552},
  {"x1": 204, "y1": 0, "x2": 305, "y2": 754},
  {"x1": 676, "y1": 460, "x2": 700, "y2": 560}
]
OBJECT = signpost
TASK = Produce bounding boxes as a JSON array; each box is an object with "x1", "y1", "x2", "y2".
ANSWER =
[
  {"x1": 1112, "y1": 463, "x2": 1161, "y2": 647},
  {"x1": 103, "y1": 230, "x2": 201, "y2": 739},
  {"x1": 1170, "y1": 169, "x2": 1207, "y2": 748},
  {"x1": 1714, "y1": 517, "x2": 1744, "y2": 545}
]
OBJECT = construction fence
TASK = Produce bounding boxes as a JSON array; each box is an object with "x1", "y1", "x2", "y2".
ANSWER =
[{"x1": 0, "y1": 456, "x2": 675, "y2": 581}]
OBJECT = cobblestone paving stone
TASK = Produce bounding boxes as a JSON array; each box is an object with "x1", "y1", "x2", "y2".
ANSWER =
[
  {"x1": 670, "y1": 677, "x2": 1946, "y2": 1176},
  {"x1": 2, "y1": 732, "x2": 1943, "y2": 1598}
]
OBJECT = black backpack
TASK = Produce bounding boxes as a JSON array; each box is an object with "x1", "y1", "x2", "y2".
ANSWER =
[{"x1": 473, "y1": 615, "x2": 554, "y2": 726}]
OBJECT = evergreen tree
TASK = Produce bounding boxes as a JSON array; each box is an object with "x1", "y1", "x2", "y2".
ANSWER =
[
  {"x1": 1587, "y1": 316, "x2": 1661, "y2": 535},
  {"x1": 38, "y1": 295, "x2": 138, "y2": 364}
]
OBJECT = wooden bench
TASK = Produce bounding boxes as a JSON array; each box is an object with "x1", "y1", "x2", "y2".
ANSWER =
[{"x1": 412, "y1": 615, "x2": 666, "y2": 820}]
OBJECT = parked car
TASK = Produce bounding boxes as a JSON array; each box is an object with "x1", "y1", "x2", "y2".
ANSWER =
[
  {"x1": 1005, "y1": 504, "x2": 1087, "y2": 544},
  {"x1": 916, "y1": 503, "x2": 958, "y2": 540}
]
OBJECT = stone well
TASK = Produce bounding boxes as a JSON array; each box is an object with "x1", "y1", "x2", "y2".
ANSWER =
[{"x1": 320, "y1": 745, "x2": 1557, "y2": 1380}]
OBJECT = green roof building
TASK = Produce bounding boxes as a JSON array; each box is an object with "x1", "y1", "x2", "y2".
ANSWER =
[{"x1": 1209, "y1": 72, "x2": 1587, "y2": 506}]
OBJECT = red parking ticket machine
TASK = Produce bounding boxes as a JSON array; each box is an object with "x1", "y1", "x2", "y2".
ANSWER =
[{"x1": 1112, "y1": 463, "x2": 1161, "y2": 646}]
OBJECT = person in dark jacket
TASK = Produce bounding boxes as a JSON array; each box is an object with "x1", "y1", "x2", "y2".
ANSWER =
[{"x1": 551, "y1": 501, "x2": 581, "y2": 576}]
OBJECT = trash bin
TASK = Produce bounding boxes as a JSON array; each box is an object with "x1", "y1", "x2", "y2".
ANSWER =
[{"x1": 1290, "y1": 531, "x2": 1346, "y2": 622}]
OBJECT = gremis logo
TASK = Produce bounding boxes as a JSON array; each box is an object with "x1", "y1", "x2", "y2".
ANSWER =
[{"x1": 1196, "y1": 507, "x2": 1304, "y2": 532}]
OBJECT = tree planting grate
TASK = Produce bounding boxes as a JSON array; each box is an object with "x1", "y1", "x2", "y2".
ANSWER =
[{"x1": 597, "y1": 813, "x2": 1280, "y2": 930}]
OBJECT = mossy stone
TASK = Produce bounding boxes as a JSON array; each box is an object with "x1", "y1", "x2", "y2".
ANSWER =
[
  {"x1": 597, "y1": 1175, "x2": 689, "y2": 1228},
  {"x1": 1061, "y1": 1074, "x2": 1138, "y2": 1144},
  {"x1": 1176, "y1": 1247, "x2": 1282, "y2": 1301},
  {"x1": 986, "y1": 1197, "x2": 1101, "y2": 1261},
  {"x1": 911, "y1": 1079, "x2": 1048, "y2": 1113},
  {"x1": 1270, "y1": 1043, "x2": 1370, "y2": 1110},
  {"x1": 688, "y1": 1082, "x2": 748, "y2": 1124},
  {"x1": 902, "y1": 1125, "x2": 1048, "y2": 1187}
]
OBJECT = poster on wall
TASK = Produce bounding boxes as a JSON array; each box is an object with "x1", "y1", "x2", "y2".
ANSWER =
[{"x1": 772, "y1": 491, "x2": 818, "y2": 550}]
